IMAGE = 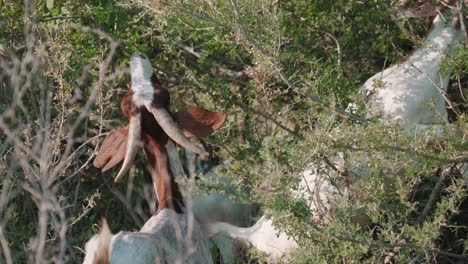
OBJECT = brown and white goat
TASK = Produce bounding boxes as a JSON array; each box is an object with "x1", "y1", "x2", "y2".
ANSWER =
[
  {"x1": 85, "y1": 53, "x2": 228, "y2": 263},
  {"x1": 93, "y1": 52, "x2": 226, "y2": 212}
]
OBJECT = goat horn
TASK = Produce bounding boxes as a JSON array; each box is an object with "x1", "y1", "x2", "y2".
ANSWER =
[
  {"x1": 114, "y1": 113, "x2": 141, "y2": 182},
  {"x1": 147, "y1": 106, "x2": 208, "y2": 156}
]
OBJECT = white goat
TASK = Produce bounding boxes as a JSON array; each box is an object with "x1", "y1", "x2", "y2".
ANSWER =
[
  {"x1": 362, "y1": 9, "x2": 464, "y2": 136},
  {"x1": 83, "y1": 209, "x2": 213, "y2": 264}
]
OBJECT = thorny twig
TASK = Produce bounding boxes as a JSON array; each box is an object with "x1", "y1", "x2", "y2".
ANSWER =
[
  {"x1": 416, "y1": 165, "x2": 459, "y2": 224},
  {"x1": 409, "y1": 62, "x2": 462, "y2": 116},
  {"x1": 456, "y1": 76, "x2": 466, "y2": 102},
  {"x1": 186, "y1": 72, "x2": 302, "y2": 138},
  {"x1": 322, "y1": 155, "x2": 350, "y2": 196},
  {"x1": 457, "y1": 0, "x2": 468, "y2": 46}
]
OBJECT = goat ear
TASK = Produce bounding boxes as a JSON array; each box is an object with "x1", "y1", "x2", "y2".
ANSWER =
[
  {"x1": 173, "y1": 106, "x2": 227, "y2": 138},
  {"x1": 93, "y1": 127, "x2": 129, "y2": 172},
  {"x1": 94, "y1": 219, "x2": 112, "y2": 264}
]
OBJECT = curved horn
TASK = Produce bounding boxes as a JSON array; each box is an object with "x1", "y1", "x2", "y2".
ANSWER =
[
  {"x1": 147, "y1": 106, "x2": 208, "y2": 156},
  {"x1": 114, "y1": 113, "x2": 141, "y2": 182}
]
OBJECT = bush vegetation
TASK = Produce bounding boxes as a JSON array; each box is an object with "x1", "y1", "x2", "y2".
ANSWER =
[{"x1": 0, "y1": 0, "x2": 466, "y2": 263}]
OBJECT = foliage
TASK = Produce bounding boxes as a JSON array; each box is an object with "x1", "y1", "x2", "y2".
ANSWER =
[{"x1": 0, "y1": 0, "x2": 466, "y2": 263}]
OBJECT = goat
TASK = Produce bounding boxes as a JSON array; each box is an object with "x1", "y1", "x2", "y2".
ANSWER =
[
  {"x1": 93, "y1": 52, "x2": 226, "y2": 212},
  {"x1": 83, "y1": 209, "x2": 214, "y2": 264},
  {"x1": 210, "y1": 4, "x2": 467, "y2": 261},
  {"x1": 362, "y1": 2, "x2": 465, "y2": 136},
  {"x1": 85, "y1": 52, "x2": 229, "y2": 263},
  {"x1": 287, "y1": 0, "x2": 467, "y2": 239}
]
